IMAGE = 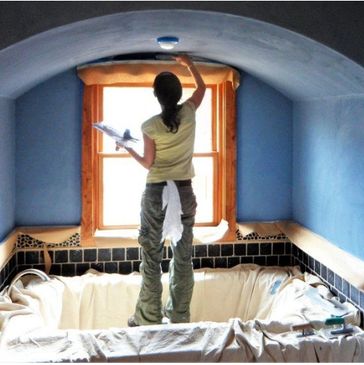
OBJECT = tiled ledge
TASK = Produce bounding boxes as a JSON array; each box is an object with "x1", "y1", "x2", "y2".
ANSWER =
[
  {"x1": 292, "y1": 246, "x2": 364, "y2": 327},
  {"x1": 277, "y1": 222, "x2": 364, "y2": 327},
  {"x1": 1, "y1": 222, "x2": 363, "y2": 327},
  {"x1": 277, "y1": 221, "x2": 364, "y2": 291}
]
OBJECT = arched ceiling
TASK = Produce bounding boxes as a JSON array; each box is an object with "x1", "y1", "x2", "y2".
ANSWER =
[{"x1": 1, "y1": 9, "x2": 364, "y2": 100}]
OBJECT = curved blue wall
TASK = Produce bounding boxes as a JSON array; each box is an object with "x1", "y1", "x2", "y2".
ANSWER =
[
  {"x1": 293, "y1": 96, "x2": 364, "y2": 261},
  {"x1": 0, "y1": 98, "x2": 15, "y2": 241},
  {"x1": 237, "y1": 75, "x2": 293, "y2": 221},
  {"x1": 15, "y1": 69, "x2": 82, "y2": 226}
]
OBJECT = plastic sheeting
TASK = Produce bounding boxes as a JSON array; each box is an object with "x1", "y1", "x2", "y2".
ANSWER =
[
  {"x1": 0, "y1": 264, "x2": 363, "y2": 362},
  {"x1": 2, "y1": 319, "x2": 364, "y2": 363}
]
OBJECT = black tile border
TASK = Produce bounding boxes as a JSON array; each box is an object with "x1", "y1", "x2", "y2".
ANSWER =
[
  {"x1": 2, "y1": 241, "x2": 293, "y2": 280},
  {"x1": 0, "y1": 254, "x2": 17, "y2": 292},
  {"x1": 292, "y1": 245, "x2": 364, "y2": 328}
]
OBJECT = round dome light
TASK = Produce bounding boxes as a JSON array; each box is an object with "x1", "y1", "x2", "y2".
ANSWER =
[{"x1": 156, "y1": 36, "x2": 179, "y2": 50}]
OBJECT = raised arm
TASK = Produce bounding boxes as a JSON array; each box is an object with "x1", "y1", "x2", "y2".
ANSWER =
[{"x1": 175, "y1": 55, "x2": 206, "y2": 109}]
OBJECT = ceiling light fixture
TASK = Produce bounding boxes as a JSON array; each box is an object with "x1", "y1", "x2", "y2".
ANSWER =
[{"x1": 156, "y1": 36, "x2": 179, "y2": 50}]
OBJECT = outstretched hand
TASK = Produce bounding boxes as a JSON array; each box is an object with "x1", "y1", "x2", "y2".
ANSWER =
[
  {"x1": 115, "y1": 142, "x2": 124, "y2": 151},
  {"x1": 175, "y1": 54, "x2": 193, "y2": 68}
]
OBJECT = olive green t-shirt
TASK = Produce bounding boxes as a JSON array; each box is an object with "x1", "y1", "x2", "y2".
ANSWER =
[{"x1": 142, "y1": 101, "x2": 196, "y2": 183}]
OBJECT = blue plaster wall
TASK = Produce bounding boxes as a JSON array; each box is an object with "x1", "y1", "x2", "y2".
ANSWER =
[
  {"x1": 10, "y1": 67, "x2": 364, "y2": 264},
  {"x1": 237, "y1": 75, "x2": 293, "y2": 221},
  {"x1": 15, "y1": 69, "x2": 82, "y2": 226},
  {"x1": 14, "y1": 71, "x2": 292, "y2": 228},
  {"x1": 0, "y1": 98, "x2": 15, "y2": 241},
  {"x1": 293, "y1": 96, "x2": 364, "y2": 261}
]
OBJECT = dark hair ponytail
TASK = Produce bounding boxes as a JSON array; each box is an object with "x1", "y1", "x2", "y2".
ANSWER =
[{"x1": 153, "y1": 72, "x2": 183, "y2": 133}]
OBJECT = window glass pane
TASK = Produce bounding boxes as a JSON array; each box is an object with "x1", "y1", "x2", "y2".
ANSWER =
[
  {"x1": 192, "y1": 156, "x2": 214, "y2": 223},
  {"x1": 180, "y1": 88, "x2": 212, "y2": 153},
  {"x1": 102, "y1": 87, "x2": 212, "y2": 153},
  {"x1": 102, "y1": 156, "x2": 214, "y2": 226},
  {"x1": 103, "y1": 158, "x2": 147, "y2": 226},
  {"x1": 102, "y1": 87, "x2": 159, "y2": 154}
]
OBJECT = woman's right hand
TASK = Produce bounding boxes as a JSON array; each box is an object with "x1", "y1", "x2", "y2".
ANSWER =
[{"x1": 175, "y1": 54, "x2": 193, "y2": 68}]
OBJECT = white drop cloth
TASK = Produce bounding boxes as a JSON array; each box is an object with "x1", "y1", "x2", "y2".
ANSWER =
[{"x1": 0, "y1": 264, "x2": 363, "y2": 362}]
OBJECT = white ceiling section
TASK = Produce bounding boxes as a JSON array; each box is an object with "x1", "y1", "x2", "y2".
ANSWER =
[{"x1": 1, "y1": 10, "x2": 364, "y2": 100}]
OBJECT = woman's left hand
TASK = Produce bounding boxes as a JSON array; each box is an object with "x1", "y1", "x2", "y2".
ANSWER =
[{"x1": 115, "y1": 142, "x2": 123, "y2": 151}]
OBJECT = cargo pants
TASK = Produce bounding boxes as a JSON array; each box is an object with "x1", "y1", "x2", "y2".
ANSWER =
[{"x1": 134, "y1": 182, "x2": 197, "y2": 325}]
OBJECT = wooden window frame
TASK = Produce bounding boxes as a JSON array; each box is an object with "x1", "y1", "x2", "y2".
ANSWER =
[{"x1": 80, "y1": 65, "x2": 237, "y2": 245}]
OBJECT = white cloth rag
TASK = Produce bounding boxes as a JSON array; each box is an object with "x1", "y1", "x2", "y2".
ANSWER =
[{"x1": 161, "y1": 181, "x2": 183, "y2": 246}]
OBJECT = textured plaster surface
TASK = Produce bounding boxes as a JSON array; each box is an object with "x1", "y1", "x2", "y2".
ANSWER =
[{"x1": 0, "y1": 10, "x2": 364, "y2": 100}]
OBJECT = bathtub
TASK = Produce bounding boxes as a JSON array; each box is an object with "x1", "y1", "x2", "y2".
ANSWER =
[{"x1": 0, "y1": 263, "x2": 363, "y2": 362}]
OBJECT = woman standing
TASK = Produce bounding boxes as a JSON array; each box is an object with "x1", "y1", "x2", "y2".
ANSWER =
[{"x1": 118, "y1": 54, "x2": 205, "y2": 326}]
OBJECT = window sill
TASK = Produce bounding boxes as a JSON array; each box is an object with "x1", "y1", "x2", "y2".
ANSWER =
[
  {"x1": 94, "y1": 229, "x2": 140, "y2": 247},
  {"x1": 94, "y1": 220, "x2": 233, "y2": 247}
]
